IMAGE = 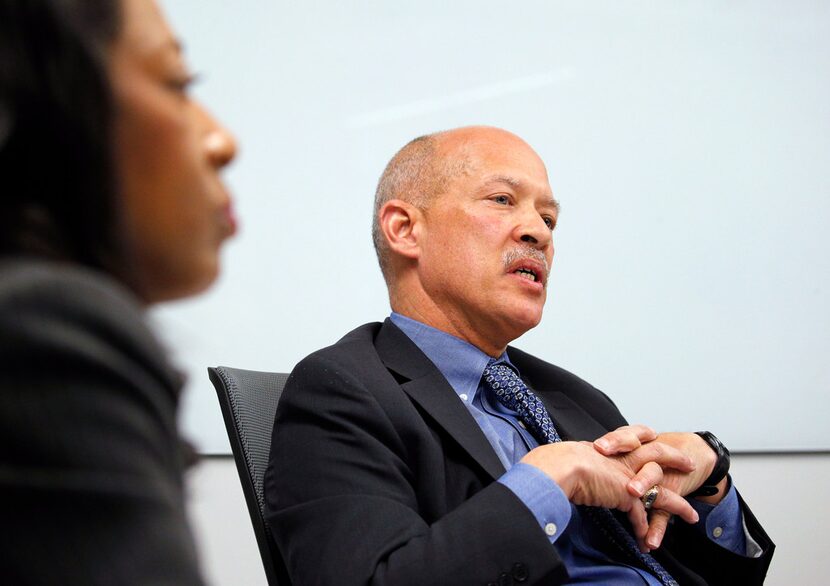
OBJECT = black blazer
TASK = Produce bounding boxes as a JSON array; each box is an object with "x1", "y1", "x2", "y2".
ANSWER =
[
  {"x1": 265, "y1": 319, "x2": 774, "y2": 586},
  {"x1": 0, "y1": 259, "x2": 204, "y2": 585}
]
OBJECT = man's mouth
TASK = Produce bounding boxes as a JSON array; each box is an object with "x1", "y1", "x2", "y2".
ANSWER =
[
  {"x1": 503, "y1": 247, "x2": 549, "y2": 288},
  {"x1": 514, "y1": 267, "x2": 539, "y2": 282}
]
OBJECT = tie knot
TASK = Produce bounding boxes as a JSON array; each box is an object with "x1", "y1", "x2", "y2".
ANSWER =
[
  {"x1": 482, "y1": 360, "x2": 525, "y2": 399},
  {"x1": 483, "y1": 360, "x2": 520, "y2": 387},
  {"x1": 481, "y1": 360, "x2": 561, "y2": 445}
]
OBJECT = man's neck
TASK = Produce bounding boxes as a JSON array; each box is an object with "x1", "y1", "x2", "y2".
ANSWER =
[{"x1": 390, "y1": 303, "x2": 508, "y2": 358}]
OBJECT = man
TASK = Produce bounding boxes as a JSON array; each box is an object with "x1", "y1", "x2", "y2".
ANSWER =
[{"x1": 264, "y1": 126, "x2": 774, "y2": 585}]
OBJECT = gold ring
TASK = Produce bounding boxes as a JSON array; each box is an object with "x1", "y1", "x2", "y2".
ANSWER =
[{"x1": 641, "y1": 485, "x2": 659, "y2": 511}]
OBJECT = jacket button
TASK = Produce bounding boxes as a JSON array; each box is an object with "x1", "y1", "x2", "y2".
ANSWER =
[
  {"x1": 498, "y1": 572, "x2": 513, "y2": 586},
  {"x1": 512, "y1": 562, "x2": 529, "y2": 582}
]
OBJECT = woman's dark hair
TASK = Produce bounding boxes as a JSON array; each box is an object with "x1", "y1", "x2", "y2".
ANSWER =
[{"x1": 0, "y1": 0, "x2": 122, "y2": 269}]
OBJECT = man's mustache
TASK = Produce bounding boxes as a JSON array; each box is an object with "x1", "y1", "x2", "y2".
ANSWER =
[{"x1": 502, "y1": 246, "x2": 550, "y2": 284}]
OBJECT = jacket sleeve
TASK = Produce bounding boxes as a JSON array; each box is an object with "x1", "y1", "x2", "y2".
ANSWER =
[
  {"x1": 265, "y1": 352, "x2": 569, "y2": 586},
  {"x1": 0, "y1": 264, "x2": 204, "y2": 586},
  {"x1": 656, "y1": 489, "x2": 775, "y2": 585}
]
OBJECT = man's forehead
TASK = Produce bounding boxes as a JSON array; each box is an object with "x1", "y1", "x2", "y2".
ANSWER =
[
  {"x1": 482, "y1": 174, "x2": 522, "y2": 189},
  {"x1": 443, "y1": 134, "x2": 547, "y2": 175},
  {"x1": 431, "y1": 126, "x2": 557, "y2": 204}
]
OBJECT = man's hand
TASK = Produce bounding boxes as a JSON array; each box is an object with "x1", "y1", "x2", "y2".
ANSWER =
[
  {"x1": 593, "y1": 427, "x2": 728, "y2": 550},
  {"x1": 520, "y1": 438, "x2": 699, "y2": 551}
]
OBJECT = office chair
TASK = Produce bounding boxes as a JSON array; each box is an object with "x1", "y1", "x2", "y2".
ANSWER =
[{"x1": 208, "y1": 366, "x2": 291, "y2": 586}]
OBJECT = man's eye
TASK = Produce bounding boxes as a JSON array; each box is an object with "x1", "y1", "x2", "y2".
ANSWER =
[
  {"x1": 492, "y1": 195, "x2": 510, "y2": 205},
  {"x1": 543, "y1": 216, "x2": 555, "y2": 229}
]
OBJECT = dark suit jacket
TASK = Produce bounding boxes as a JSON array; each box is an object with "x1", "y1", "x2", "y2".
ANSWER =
[
  {"x1": 265, "y1": 319, "x2": 774, "y2": 586},
  {"x1": 0, "y1": 259, "x2": 204, "y2": 585}
]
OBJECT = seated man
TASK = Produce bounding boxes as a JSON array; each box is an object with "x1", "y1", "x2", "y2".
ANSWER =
[{"x1": 264, "y1": 126, "x2": 774, "y2": 585}]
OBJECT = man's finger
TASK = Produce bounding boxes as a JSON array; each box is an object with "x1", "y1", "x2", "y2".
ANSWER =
[
  {"x1": 627, "y1": 461, "x2": 663, "y2": 497},
  {"x1": 626, "y1": 500, "x2": 649, "y2": 549},
  {"x1": 645, "y1": 510, "x2": 672, "y2": 551},
  {"x1": 624, "y1": 441, "x2": 696, "y2": 475},
  {"x1": 594, "y1": 424, "x2": 657, "y2": 455},
  {"x1": 649, "y1": 486, "x2": 699, "y2": 526}
]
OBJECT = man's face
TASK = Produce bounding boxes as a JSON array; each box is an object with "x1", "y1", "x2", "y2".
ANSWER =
[{"x1": 416, "y1": 129, "x2": 558, "y2": 354}]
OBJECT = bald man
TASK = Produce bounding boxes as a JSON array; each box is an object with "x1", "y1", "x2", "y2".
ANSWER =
[{"x1": 264, "y1": 127, "x2": 773, "y2": 585}]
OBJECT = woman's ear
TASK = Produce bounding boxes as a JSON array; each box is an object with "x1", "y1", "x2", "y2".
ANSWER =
[{"x1": 378, "y1": 199, "x2": 422, "y2": 260}]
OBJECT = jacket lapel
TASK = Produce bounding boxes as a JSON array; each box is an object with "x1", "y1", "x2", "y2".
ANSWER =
[{"x1": 375, "y1": 320, "x2": 506, "y2": 480}]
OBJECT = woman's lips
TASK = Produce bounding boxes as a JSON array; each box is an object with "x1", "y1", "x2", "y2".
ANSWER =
[{"x1": 219, "y1": 200, "x2": 238, "y2": 238}]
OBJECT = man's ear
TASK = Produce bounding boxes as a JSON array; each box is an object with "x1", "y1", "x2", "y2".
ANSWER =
[{"x1": 379, "y1": 199, "x2": 422, "y2": 260}]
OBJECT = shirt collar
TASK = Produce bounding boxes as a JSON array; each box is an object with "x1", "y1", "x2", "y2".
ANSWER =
[{"x1": 389, "y1": 312, "x2": 512, "y2": 401}]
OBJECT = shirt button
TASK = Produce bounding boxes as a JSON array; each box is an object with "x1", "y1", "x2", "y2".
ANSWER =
[
  {"x1": 712, "y1": 526, "x2": 724, "y2": 538},
  {"x1": 459, "y1": 393, "x2": 468, "y2": 402},
  {"x1": 544, "y1": 523, "x2": 557, "y2": 536}
]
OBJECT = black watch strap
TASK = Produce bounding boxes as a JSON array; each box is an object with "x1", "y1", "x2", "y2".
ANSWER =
[{"x1": 689, "y1": 431, "x2": 730, "y2": 497}]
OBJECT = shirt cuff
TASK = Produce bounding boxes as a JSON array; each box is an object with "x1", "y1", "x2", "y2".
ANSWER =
[
  {"x1": 688, "y1": 478, "x2": 752, "y2": 555},
  {"x1": 498, "y1": 462, "x2": 572, "y2": 543}
]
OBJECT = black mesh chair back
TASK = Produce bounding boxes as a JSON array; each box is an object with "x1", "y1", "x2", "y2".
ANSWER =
[{"x1": 208, "y1": 366, "x2": 291, "y2": 586}]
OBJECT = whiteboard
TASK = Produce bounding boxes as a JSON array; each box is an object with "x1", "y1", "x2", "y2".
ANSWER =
[{"x1": 156, "y1": 0, "x2": 830, "y2": 453}]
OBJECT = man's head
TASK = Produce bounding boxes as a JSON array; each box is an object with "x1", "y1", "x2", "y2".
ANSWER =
[
  {"x1": 373, "y1": 126, "x2": 559, "y2": 356},
  {"x1": 372, "y1": 133, "x2": 470, "y2": 279}
]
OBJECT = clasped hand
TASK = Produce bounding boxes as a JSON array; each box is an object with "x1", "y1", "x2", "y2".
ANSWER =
[
  {"x1": 521, "y1": 424, "x2": 715, "y2": 552},
  {"x1": 593, "y1": 426, "x2": 723, "y2": 550}
]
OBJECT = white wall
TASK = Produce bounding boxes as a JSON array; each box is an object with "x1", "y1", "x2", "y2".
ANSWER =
[
  {"x1": 186, "y1": 453, "x2": 830, "y2": 585},
  {"x1": 159, "y1": 0, "x2": 830, "y2": 455}
]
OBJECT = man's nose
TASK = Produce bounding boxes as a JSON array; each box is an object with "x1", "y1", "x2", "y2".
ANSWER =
[{"x1": 516, "y1": 212, "x2": 552, "y2": 250}]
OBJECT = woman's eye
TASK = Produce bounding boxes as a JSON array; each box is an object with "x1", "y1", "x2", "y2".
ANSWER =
[{"x1": 168, "y1": 72, "x2": 199, "y2": 94}]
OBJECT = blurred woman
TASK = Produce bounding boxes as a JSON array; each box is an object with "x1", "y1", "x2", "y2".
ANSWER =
[{"x1": 0, "y1": 0, "x2": 237, "y2": 583}]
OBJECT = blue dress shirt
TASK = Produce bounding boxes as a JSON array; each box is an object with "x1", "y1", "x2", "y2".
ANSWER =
[{"x1": 390, "y1": 312, "x2": 749, "y2": 585}]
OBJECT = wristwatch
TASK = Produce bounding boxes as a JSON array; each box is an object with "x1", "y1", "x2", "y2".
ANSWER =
[{"x1": 689, "y1": 431, "x2": 730, "y2": 497}]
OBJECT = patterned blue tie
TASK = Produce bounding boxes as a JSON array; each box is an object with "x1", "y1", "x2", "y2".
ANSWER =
[{"x1": 483, "y1": 360, "x2": 678, "y2": 586}]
